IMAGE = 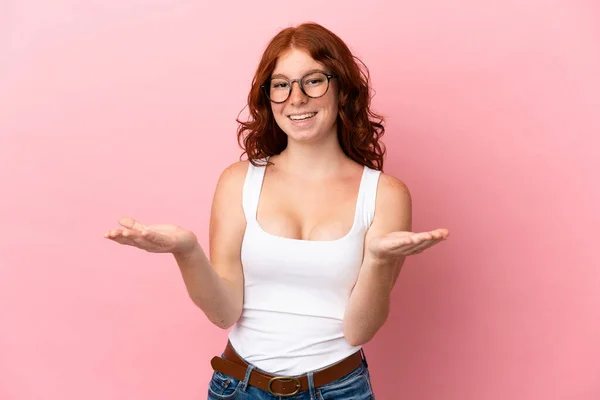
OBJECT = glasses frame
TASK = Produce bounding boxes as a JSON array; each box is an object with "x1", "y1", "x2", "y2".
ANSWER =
[{"x1": 261, "y1": 72, "x2": 336, "y2": 104}]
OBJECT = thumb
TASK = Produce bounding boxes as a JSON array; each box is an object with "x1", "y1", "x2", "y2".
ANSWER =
[{"x1": 118, "y1": 216, "x2": 148, "y2": 231}]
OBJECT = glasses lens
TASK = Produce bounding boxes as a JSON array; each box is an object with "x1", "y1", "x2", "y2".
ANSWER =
[
  {"x1": 266, "y1": 72, "x2": 330, "y2": 103},
  {"x1": 302, "y1": 72, "x2": 329, "y2": 98},
  {"x1": 269, "y1": 79, "x2": 290, "y2": 103}
]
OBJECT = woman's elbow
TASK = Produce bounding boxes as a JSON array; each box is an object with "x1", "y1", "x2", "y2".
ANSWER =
[{"x1": 344, "y1": 327, "x2": 374, "y2": 347}]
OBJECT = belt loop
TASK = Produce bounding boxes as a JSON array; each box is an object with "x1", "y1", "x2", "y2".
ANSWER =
[
  {"x1": 307, "y1": 371, "x2": 317, "y2": 400},
  {"x1": 360, "y1": 348, "x2": 368, "y2": 368},
  {"x1": 239, "y1": 364, "x2": 255, "y2": 393}
]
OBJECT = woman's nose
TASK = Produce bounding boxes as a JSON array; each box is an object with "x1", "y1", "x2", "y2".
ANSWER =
[{"x1": 288, "y1": 81, "x2": 308, "y2": 105}]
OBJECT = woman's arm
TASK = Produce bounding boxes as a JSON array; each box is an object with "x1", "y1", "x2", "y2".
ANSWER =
[
  {"x1": 343, "y1": 174, "x2": 412, "y2": 346},
  {"x1": 174, "y1": 161, "x2": 248, "y2": 329}
]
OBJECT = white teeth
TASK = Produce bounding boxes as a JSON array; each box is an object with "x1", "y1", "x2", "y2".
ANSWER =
[{"x1": 289, "y1": 112, "x2": 317, "y2": 121}]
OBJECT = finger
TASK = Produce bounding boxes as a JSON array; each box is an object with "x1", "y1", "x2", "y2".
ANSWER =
[
  {"x1": 106, "y1": 233, "x2": 140, "y2": 247},
  {"x1": 432, "y1": 228, "x2": 449, "y2": 239},
  {"x1": 123, "y1": 228, "x2": 150, "y2": 239},
  {"x1": 104, "y1": 229, "x2": 123, "y2": 238},
  {"x1": 104, "y1": 228, "x2": 134, "y2": 241},
  {"x1": 107, "y1": 229, "x2": 160, "y2": 251},
  {"x1": 395, "y1": 232, "x2": 431, "y2": 247},
  {"x1": 414, "y1": 232, "x2": 434, "y2": 242},
  {"x1": 383, "y1": 231, "x2": 434, "y2": 252},
  {"x1": 429, "y1": 231, "x2": 445, "y2": 240},
  {"x1": 118, "y1": 216, "x2": 148, "y2": 232}
]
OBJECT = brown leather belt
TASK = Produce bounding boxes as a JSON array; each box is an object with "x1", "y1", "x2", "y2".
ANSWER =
[{"x1": 210, "y1": 341, "x2": 364, "y2": 397}]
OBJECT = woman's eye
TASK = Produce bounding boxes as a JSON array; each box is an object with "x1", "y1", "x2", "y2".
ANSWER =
[{"x1": 305, "y1": 79, "x2": 323, "y2": 85}]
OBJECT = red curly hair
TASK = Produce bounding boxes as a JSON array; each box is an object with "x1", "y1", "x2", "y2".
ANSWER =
[{"x1": 236, "y1": 22, "x2": 386, "y2": 171}]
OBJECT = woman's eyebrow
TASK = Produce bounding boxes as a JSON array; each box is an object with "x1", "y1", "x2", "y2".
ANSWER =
[{"x1": 270, "y1": 69, "x2": 325, "y2": 79}]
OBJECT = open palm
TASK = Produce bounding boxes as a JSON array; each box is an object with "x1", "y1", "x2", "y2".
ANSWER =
[
  {"x1": 103, "y1": 216, "x2": 198, "y2": 254},
  {"x1": 368, "y1": 228, "x2": 449, "y2": 260}
]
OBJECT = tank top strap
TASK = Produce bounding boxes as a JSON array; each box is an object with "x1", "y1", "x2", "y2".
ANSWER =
[
  {"x1": 242, "y1": 159, "x2": 267, "y2": 223},
  {"x1": 356, "y1": 167, "x2": 382, "y2": 229}
]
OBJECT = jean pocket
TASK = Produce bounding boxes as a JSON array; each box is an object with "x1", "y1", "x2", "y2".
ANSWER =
[
  {"x1": 208, "y1": 371, "x2": 242, "y2": 400},
  {"x1": 317, "y1": 364, "x2": 374, "y2": 400}
]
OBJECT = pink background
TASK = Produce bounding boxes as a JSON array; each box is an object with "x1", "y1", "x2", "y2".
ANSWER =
[{"x1": 1, "y1": 1, "x2": 599, "y2": 399}]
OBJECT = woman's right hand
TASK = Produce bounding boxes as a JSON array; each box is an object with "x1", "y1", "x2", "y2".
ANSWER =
[{"x1": 103, "y1": 216, "x2": 198, "y2": 256}]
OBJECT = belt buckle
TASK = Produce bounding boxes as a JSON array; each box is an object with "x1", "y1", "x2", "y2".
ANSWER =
[{"x1": 267, "y1": 376, "x2": 301, "y2": 397}]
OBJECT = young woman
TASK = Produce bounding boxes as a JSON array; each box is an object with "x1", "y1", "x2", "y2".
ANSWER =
[{"x1": 104, "y1": 22, "x2": 449, "y2": 399}]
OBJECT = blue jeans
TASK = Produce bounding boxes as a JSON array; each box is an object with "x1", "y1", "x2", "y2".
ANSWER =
[{"x1": 207, "y1": 356, "x2": 375, "y2": 399}]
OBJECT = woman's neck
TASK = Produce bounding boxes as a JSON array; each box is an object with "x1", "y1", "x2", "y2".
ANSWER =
[{"x1": 273, "y1": 134, "x2": 351, "y2": 179}]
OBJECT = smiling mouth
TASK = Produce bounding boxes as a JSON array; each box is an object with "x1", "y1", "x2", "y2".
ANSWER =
[{"x1": 288, "y1": 112, "x2": 317, "y2": 121}]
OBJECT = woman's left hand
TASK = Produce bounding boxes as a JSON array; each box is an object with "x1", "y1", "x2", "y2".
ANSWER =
[{"x1": 368, "y1": 228, "x2": 449, "y2": 262}]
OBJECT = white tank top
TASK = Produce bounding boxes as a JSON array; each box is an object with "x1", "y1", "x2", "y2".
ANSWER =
[{"x1": 227, "y1": 159, "x2": 381, "y2": 375}]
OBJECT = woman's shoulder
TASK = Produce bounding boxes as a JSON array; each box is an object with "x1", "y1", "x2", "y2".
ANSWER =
[
  {"x1": 364, "y1": 171, "x2": 412, "y2": 233},
  {"x1": 221, "y1": 159, "x2": 251, "y2": 177},
  {"x1": 214, "y1": 160, "x2": 250, "y2": 193},
  {"x1": 375, "y1": 171, "x2": 411, "y2": 207},
  {"x1": 377, "y1": 171, "x2": 408, "y2": 191}
]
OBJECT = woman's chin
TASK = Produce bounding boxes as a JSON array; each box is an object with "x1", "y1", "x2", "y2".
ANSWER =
[{"x1": 286, "y1": 129, "x2": 337, "y2": 144}]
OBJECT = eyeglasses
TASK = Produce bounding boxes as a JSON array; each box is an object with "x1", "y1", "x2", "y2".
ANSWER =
[{"x1": 261, "y1": 71, "x2": 336, "y2": 104}]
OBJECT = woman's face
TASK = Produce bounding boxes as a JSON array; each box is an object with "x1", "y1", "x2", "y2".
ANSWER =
[{"x1": 268, "y1": 48, "x2": 339, "y2": 144}]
